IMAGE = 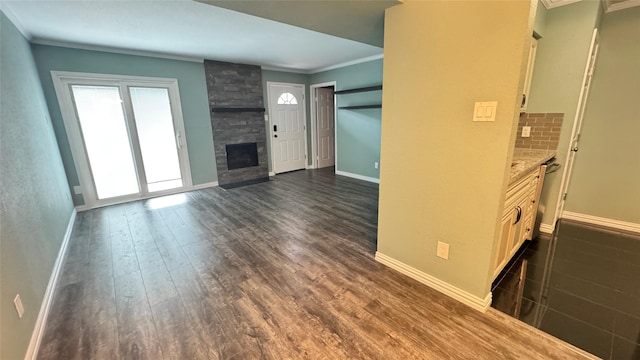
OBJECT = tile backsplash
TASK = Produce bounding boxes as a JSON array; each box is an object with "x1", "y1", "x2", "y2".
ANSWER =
[{"x1": 515, "y1": 113, "x2": 564, "y2": 151}]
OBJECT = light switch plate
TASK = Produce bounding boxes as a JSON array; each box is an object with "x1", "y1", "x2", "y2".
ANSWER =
[
  {"x1": 522, "y1": 126, "x2": 531, "y2": 137},
  {"x1": 473, "y1": 101, "x2": 498, "y2": 122}
]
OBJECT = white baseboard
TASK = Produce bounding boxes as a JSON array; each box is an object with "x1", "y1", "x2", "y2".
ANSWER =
[
  {"x1": 374, "y1": 252, "x2": 492, "y2": 313},
  {"x1": 74, "y1": 205, "x2": 90, "y2": 212},
  {"x1": 562, "y1": 211, "x2": 640, "y2": 234},
  {"x1": 74, "y1": 182, "x2": 219, "y2": 211},
  {"x1": 190, "y1": 181, "x2": 219, "y2": 190},
  {"x1": 268, "y1": 171, "x2": 275, "y2": 177},
  {"x1": 25, "y1": 209, "x2": 77, "y2": 360},
  {"x1": 335, "y1": 170, "x2": 380, "y2": 184},
  {"x1": 539, "y1": 223, "x2": 555, "y2": 234}
]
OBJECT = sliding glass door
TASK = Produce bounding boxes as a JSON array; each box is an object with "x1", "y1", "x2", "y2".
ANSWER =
[
  {"x1": 129, "y1": 86, "x2": 184, "y2": 192},
  {"x1": 53, "y1": 73, "x2": 192, "y2": 208},
  {"x1": 72, "y1": 85, "x2": 140, "y2": 199}
]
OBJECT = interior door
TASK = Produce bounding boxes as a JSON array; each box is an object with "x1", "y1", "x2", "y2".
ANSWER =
[
  {"x1": 316, "y1": 87, "x2": 335, "y2": 168},
  {"x1": 556, "y1": 29, "x2": 600, "y2": 219},
  {"x1": 268, "y1": 83, "x2": 306, "y2": 174},
  {"x1": 53, "y1": 73, "x2": 192, "y2": 208}
]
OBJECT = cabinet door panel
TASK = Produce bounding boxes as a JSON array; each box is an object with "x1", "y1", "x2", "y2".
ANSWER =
[{"x1": 494, "y1": 210, "x2": 517, "y2": 277}]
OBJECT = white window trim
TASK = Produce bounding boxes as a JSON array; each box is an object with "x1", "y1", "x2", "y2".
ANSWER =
[{"x1": 51, "y1": 71, "x2": 193, "y2": 208}]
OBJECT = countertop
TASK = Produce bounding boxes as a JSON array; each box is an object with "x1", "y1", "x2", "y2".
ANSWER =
[{"x1": 509, "y1": 148, "x2": 556, "y2": 184}]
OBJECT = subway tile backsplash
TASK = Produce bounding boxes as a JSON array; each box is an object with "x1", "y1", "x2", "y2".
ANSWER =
[{"x1": 515, "y1": 113, "x2": 564, "y2": 151}]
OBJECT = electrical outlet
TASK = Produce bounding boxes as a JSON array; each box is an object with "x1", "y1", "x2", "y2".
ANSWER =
[
  {"x1": 436, "y1": 241, "x2": 450, "y2": 260},
  {"x1": 14, "y1": 294, "x2": 24, "y2": 319},
  {"x1": 374, "y1": 162, "x2": 379, "y2": 169},
  {"x1": 521, "y1": 126, "x2": 531, "y2": 138}
]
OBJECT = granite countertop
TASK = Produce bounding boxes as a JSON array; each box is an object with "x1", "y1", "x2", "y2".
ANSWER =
[{"x1": 509, "y1": 148, "x2": 557, "y2": 184}]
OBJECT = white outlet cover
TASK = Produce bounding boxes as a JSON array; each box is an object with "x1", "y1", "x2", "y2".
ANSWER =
[
  {"x1": 14, "y1": 294, "x2": 24, "y2": 319},
  {"x1": 437, "y1": 241, "x2": 450, "y2": 260},
  {"x1": 522, "y1": 126, "x2": 531, "y2": 138}
]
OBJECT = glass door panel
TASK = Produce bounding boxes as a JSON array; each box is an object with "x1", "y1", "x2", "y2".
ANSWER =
[
  {"x1": 71, "y1": 85, "x2": 140, "y2": 199},
  {"x1": 128, "y1": 87, "x2": 183, "y2": 192}
]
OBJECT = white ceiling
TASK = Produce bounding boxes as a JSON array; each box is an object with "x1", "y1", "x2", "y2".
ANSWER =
[
  {"x1": 1, "y1": 0, "x2": 391, "y2": 72},
  {"x1": 195, "y1": 0, "x2": 400, "y2": 47}
]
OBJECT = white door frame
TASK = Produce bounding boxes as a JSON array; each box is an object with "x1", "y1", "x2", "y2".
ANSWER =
[
  {"x1": 51, "y1": 71, "x2": 193, "y2": 209},
  {"x1": 554, "y1": 28, "x2": 600, "y2": 223},
  {"x1": 309, "y1": 81, "x2": 337, "y2": 170},
  {"x1": 266, "y1": 81, "x2": 308, "y2": 173}
]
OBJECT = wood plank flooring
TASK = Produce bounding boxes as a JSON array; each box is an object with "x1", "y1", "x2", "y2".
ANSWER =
[{"x1": 38, "y1": 168, "x2": 594, "y2": 360}]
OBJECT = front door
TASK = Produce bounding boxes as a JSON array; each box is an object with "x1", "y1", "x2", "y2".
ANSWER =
[
  {"x1": 316, "y1": 87, "x2": 335, "y2": 168},
  {"x1": 268, "y1": 83, "x2": 306, "y2": 174}
]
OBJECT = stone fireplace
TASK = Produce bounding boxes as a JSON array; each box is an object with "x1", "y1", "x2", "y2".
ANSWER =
[{"x1": 205, "y1": 60, "x2": 268, "y2": 187}]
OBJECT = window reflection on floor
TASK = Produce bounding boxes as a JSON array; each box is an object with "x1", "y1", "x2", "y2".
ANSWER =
[{"x1": 492, "y1": 220, "x2": 640, "y2": 360}]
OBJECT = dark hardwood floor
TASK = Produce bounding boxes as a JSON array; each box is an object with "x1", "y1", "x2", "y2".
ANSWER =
[{"x1": 38, "y1": 168, "x2": 594, "y2": 359}]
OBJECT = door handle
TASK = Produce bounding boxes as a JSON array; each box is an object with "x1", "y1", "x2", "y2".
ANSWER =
[
  {"x1": 571, "y1": 147, "x2": 579, "y2": 152},
  {"x1": 273, "y1": 125, "x2": 277, "y2": 132},
  {"x1": 514, "y1": 206, "x2": 522, "y2": 225},
  {"x1": 176, "y1": 133, "x2": 182, "y2": 149}
]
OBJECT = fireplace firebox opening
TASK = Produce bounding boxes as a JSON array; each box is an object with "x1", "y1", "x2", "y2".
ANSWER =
[{"x1": 226, "y1": 142, "x2": 259, "y2": 170}]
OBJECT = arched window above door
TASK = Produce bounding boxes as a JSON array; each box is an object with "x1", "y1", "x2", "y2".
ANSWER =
[{"x1": 277, "y1": 92, "x2": 298, "y2": 105}]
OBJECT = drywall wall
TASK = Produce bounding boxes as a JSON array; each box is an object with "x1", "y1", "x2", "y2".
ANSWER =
[
  {"x1": 261, "y1": 70, "x2": 310, "y2": 171},
  {"x1": 31, "y1": 45, "x2": 216, "y2": 205},
  {"x1": 533, "y1": 0, "x2": 548, "y2": 37},
  {"x1": 564, "y1": 7, "x2": 640, "y2": 224},
  {"x1": 0, "y1": 12, "x2": 75, "y2": 360},
  {"x1": 377, "y1": 1, "x2": 533, "y2": 299},
  {"x1": 526, "y1": 0, "x2": 602, "y2": 227},
  {"x1": 310, "y1": 59, "x2": 383, "y2": 180}
]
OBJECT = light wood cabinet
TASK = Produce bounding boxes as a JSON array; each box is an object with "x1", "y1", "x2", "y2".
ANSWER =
[{"x1": 493, "y1": 164, "x2": 546, "y2": 279}]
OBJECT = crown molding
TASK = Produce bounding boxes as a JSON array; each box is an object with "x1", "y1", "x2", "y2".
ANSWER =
[
  {"x1": 604, "y1": 0, "x2": 640, "y2": 12},
  {"x1": 540, "y1": 0, "x2": 583, "y2": 9},
  {"x1": 30, "y1": 38, "x2": 204, "y2": 63},
  {"x1": 310, "y1": 53, "x2": 384, "y2": 74},
  {"x1": 0, "y1": 3, "x2": 30, "y2": 39}
]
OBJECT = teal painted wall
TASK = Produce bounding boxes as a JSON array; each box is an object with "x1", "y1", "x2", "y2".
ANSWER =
[
  {"x1": 1, "y1": 13, "x2": 75, "y2": 360},
  {"x1": 533, "y1": 0, "x2": 547, "y2": 37},
  {"x1": 31, "y1": 45, "x2": 216, "y2": 205},
  {"x1": 565, "y1": 7, "x2": 640, "y2": 224},
  {"x1": 526, "y1": 0, "x2": 601, "y2": 226},
  {"x1": 310, "y1": 59, "x2": 383, "y2": 180},
  {"x1": 261, "y1": 70, "x2": 310, "y2": 171}
]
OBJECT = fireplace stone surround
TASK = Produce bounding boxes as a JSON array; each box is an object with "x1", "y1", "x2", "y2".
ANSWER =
[{"x1": 205, "y1": 60, "x2": 268, "y2": 187}]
